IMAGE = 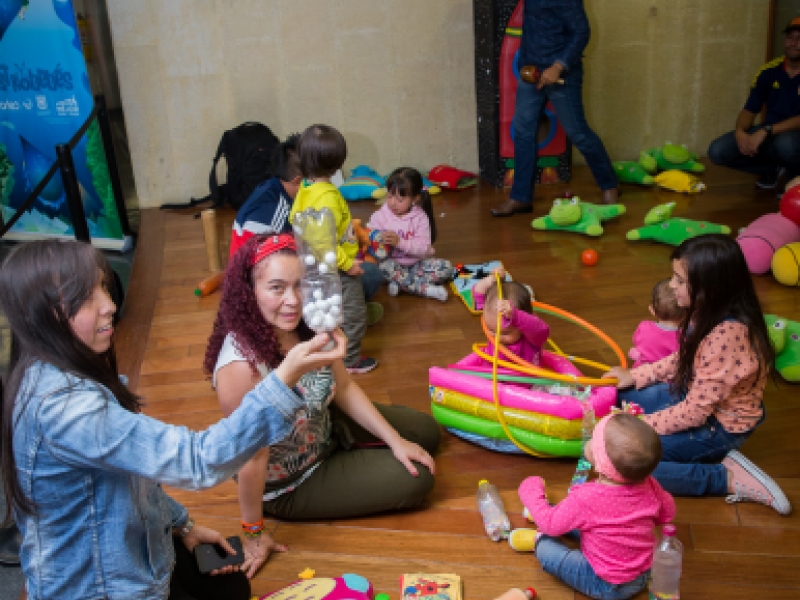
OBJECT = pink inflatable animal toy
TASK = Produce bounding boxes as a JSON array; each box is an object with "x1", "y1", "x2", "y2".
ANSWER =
[{"x1": 737, "y1": 213, "x2": 800, "y2": 274}]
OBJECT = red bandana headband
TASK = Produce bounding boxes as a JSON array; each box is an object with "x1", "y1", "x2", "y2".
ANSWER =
[
  {"x1": 590, "y1": 414, "x2": 630, "y2": 484},
  {"x1": 251, "y1": 234, "x2": 296, "y2": 266}
]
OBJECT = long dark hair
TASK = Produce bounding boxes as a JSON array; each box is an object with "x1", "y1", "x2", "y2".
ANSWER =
[
  {"x1": 386, "y1": 167, "x2": 437, "y2": 242},
  {"x1": 0, "y1": 240, "x2": 141, "y2": 520},
  {"x1": 670, "y1": 235, "x2": 774, "y2": 395},
  {"x1": 203, "y1": 235, "x2": 313, "y2": 377}
]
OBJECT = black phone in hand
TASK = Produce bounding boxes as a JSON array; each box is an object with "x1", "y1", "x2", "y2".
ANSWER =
[{"x1": 194, "y1": 535, "x2": 244, "y2": 575}]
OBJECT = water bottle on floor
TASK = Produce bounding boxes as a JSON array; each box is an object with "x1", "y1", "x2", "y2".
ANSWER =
[
  {"x1": 476, "y1": 479, "x2": 511, "y2": 541},
  {"x1": 649, "y1": 524, "x2": 682, "y2": 599}
]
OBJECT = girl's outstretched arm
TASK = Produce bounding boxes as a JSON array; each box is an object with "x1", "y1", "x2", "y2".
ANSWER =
[{"x1": 518, "y1": 476, "x2": 587, "y2": 536}]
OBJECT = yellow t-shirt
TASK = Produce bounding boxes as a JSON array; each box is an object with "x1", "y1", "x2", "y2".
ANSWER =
[{"x1": 289, "y1": 181, "x2": 358, "y2": 272}]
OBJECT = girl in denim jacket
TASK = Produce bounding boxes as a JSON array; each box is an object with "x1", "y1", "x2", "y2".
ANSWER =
[{"x1": 0, "y1": 240, "x2": 343, "y2": 600}]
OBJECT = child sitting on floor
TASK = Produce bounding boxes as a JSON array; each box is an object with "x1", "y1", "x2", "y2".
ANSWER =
[
  {"x1": 511, "y1": 414, "x2": 676, "y2": 600},
  {"x1": 628, "y1": 278, "x2": 685, "y2": 368},
  {"x1": 454, "y1": 268, "x2": 549, "y2": 370},
  {"x1": 367, "y1": 167, "x2": 454, "y2": 301}
]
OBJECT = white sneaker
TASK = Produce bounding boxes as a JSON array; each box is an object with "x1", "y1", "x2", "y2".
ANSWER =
[
  {"x1": 388, "y1": 282, "x2": 399, "y2": 296},
  {"x1": 425, "y1": 285, "x2": 448, "y2": 302}
]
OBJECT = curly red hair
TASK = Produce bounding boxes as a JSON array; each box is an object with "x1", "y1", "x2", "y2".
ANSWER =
[{"x1": 203, "y1": 235, "x2": 312, "y2": 378}]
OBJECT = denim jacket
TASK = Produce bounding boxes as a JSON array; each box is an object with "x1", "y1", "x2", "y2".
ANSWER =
[
  {"x1": 519, "y1": 0, "x2": 590, "y2": 71},
  {"x1": 13, "y1": 362, "x2": 304, "y2": 600}
]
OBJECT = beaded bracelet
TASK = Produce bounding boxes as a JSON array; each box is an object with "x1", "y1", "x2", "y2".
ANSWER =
[{"x1": 241, "y1": 520, "x2": 265, "y2": 539}]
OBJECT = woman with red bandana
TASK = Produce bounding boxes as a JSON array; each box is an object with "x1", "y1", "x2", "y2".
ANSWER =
[{"x1": 204, "y1": 234, "x2": 440, "y2": 579}]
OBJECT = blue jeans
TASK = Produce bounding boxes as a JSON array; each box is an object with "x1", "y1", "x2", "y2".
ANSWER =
[
  {"x1": 619, "y1": 383, "x2": 756, "y2": 496},
  {"x1": 707, "y1": 127, "x2": 800, "y2": 177},
  {"x1": 535, "y1": 532, "x2": 649, "y2": 600},
  {"x1": 360, "y1": 261, "x2": 383, "y2": 301},
  {"x1": 511, "y1": 64, "x2": 616, "y2": 204}
]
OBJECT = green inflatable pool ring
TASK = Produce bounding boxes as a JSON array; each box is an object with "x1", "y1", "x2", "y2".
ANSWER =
[{"x1": 431, "y1": 403, "x2": 583, "y2": 457}]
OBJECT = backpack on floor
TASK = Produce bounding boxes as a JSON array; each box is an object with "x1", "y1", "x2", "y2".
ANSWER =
[
  {"x1": 161, "y1": 122, "x2": 280, "y2": 211},
  {"x1": 209, "y1": 122, "x2": 281, "y2": 209}
]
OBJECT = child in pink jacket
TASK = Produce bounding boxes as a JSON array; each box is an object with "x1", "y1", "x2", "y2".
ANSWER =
[
  {"x1": 367, "y1": 167, "x2": 453, "y2": 301},
  {"x1": 455, "y1": 268, "x2": 549, "y2": 370},
  {"x1": 511, "y1": 414, "x2": 676, "y2": 600},
  {"x1": 628, "y1": 279, "x2": 684, "y2": 368}
]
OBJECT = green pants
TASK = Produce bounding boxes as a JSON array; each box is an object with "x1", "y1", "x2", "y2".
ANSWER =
[{"x1": 262, "y1": 403, "x2": 440, "y2": 520}]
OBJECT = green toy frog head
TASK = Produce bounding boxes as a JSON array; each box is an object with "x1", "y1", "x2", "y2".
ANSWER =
[
  {"x1": 766, "y1": 315, "x2": 788, "y2": 354},
  {"x1": 550, "y1": 197, "x2": 582, "y2": 227},
  {"x1": 644, "y1": 202, "x2": 676, "y2": 226},
  {"x1": 662, "y1": 143, "x2": 691, "y2": 165}
]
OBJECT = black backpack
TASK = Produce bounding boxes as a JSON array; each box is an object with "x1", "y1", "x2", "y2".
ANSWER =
[
  {"x1": 161, "y1": 122, "x2": 280, "y2": 211},
  {"x1": 209, "y1": 122, "x2": 281, "y2": 209}
]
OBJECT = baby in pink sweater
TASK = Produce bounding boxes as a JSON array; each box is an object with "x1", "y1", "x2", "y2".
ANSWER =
[
  {"x1": 628, "y1": 279, "x2": 685, "y2": 368},
  {"x1": 512, "y1": 414, "x2": 676, "y2": 600},
  {"x1": 454, "y1": 269, "x2": 549, "y2": 371}
]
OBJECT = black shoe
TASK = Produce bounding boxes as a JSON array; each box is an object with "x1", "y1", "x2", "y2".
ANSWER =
[
  {"x1": 491, "y1": 199, "x2": 533, "y2": 217},
  {"x1": 0, "y1": 522, "x2": 21, "y2": 566},
  {"x1": 755, "y1": 167, "x2": 785, "y2": 190}
]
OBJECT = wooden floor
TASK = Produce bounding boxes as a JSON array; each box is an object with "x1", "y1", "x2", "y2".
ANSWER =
[{"x1": 116, "y1": 163, "x2": 800, "y2": 600}]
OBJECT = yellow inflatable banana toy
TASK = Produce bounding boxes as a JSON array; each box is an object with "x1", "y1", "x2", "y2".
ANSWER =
[{"x1": 654, "y1": 170, "x2": 706, "y2": 194}]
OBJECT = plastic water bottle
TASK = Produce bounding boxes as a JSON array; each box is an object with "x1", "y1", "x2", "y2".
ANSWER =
[
  {"x1": 476, "y1": 479, "x2": 511, "y2": 541},
  {"x1": 649, "y1": 524, "x2": 683, "y2": 599}
]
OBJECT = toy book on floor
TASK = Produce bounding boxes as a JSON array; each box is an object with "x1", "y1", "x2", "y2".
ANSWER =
[{"x1": 401, "y1": 574, "x2": 462, "y2": 600}]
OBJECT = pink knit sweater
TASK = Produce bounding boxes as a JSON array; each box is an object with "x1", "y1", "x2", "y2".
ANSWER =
[
  {"x1": 633, "y1": 321, "x2": 765, "y2": 435},
  {"x1": 519, "y1": 475, "x2": 676, "y2": 584}
]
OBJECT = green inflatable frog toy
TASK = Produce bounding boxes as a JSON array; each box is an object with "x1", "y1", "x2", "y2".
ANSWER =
[
  {"x1": 765, "y1": 314, "x2": 800, "y2": 383},
  {"x1": 626, "y1": 202, "x2": 731, "y2": 246},
  {"x1": 613, "y1": 161, "x2": 655, "y2": 186},
  {"x1": 639, "y1": 143, "x2": 705, "y2": 174},
  {"x1": 532, "y1": 194, "x2": 626, "y2": 237}
]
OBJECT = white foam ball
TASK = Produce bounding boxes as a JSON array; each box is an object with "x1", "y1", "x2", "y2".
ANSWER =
[
  {"x1": 308, "y1": 312, "x2": 323, "y2": 329},
  {"x1": 329, "y1": 305, "x2": 340, "y2": 317},
  {"x1": 330, "y1": 294, "x2": 342, "y2": 306},
  {"x1": 304, "y1": 255, "x2": 316, "y2": 266},
  {"x1": 322, "y1": 314, "x2": 337, "y2": 329},
  {"x1": 313, "y1": 289, "x2": 324, "y2": 300},
  {"x1": 318, "y1": 263, "x2": 329, "y2": 274},
  {"x1": 316, "y1": 298, "x2": 329, "y2": 311},
  {"x1": 324, "y1": 251, "x2": 336, "y2": 265}
]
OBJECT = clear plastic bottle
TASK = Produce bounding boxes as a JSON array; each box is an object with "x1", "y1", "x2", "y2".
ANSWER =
[
  {"x1": 476, "y1": 479, "x2": 511, "y2": 541},
  {"x1": 649, "y1": 524, "x2": 683, "y2": 600}
]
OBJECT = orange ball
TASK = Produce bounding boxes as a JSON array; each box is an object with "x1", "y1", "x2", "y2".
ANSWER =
[{"x1": 581, "y1": 249, "x2": 599, "y2": 266}]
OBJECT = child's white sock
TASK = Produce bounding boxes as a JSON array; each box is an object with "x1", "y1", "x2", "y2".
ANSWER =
[{"x1": 425, "y1": 285, "x2": 448, "y2": 302}]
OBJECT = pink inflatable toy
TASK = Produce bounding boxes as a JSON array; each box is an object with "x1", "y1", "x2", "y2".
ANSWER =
[
  {"x1": 737, "y1": 213, "x2": 800, "y2": 274},
  {"x1": 429, "y1": 360, "x2": 616, "y2": 421},
  {"x1": 259, "y1": 575, "x2": 373, "y2": 600}
]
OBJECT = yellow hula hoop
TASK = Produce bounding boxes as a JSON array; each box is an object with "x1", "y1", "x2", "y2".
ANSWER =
[
  {"x1": 473, "y1": 342, "x2": 618, "y2": 387},
  {"x1": 489, "y1": 275, "x2": 549, "y2": 457}
]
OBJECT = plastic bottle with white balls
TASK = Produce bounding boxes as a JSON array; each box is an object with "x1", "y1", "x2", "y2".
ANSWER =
[{"x1": 292, "y1": 208, "x2": 344, "y2": 349}]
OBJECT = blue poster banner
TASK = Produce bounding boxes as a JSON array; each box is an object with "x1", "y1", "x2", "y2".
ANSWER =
[{"x1": 0, "y1": 0, "x2": 128, "y2": 249}]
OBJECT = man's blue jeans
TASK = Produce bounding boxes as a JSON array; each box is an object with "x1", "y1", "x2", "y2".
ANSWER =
[
  {"x1": 707, "y1": 127, "x2": 800, "y2": 177},
  {"x1": 619, "y1": 383, "x2": 755, "y2": 496},
  {"x1": 510, "y1": 63, "x2": 616, "y2": 205},
  {"x1": 535, "y1": 532, "x2": 649, "y2": 600}
]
